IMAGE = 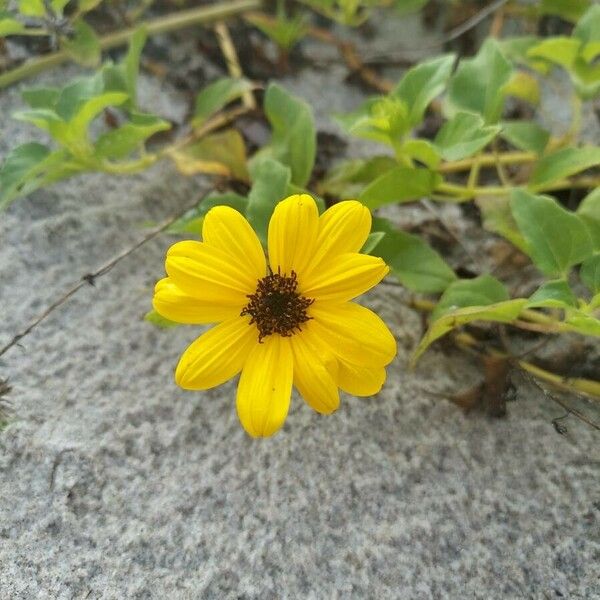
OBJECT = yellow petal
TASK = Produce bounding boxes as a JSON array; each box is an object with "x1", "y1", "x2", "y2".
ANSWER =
[
  {"x1": 236, "y1": 335, "x2": 293, "y2": 437},
  {"x1": 166, "y1": 240, "x2": 254, "y2": 306},
  {"x1": 309, "y1": 302, "x2": 397, "y2": 367},
  {"x1": 291, "y1": 325, "x2": 339, "y2": 415},
  {"x1": 267, "y1": 194, "x2": 319, "y2": 279},
  {"x1": 304, "y1": 201, "x2": 371, "y2": 276},
  {"x1": 336, "y1": 362, "x2": 386, "y2": 396},
  {"x1": 153, "y1": 278, "x2": 240, "y2": 324},
  {"x1": 175, "y1": 316, "x2": 257, "y2": 390},
  {"x1": 202, "y1": 206, "x2": 266, "y2": 282},
  {"x1": 301, "y1": 253, "x2": 389, "y2": 303}
]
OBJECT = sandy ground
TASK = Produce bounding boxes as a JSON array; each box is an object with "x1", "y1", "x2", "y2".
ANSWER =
[{"x1": 1, "y1": 11, "x2": 599, "y2": 600}]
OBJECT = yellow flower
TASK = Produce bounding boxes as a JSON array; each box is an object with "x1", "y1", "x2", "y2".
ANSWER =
[{"x1": 153, "y1": 194, "x2": 396, "y2": 437}]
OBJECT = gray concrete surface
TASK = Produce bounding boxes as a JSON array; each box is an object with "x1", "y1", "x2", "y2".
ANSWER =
[{"x1": 1, "y1": 10, "x2": 599, "y2": 600}]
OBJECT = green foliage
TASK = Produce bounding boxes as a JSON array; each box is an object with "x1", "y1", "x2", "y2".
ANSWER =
[
  {"x1": 246, "y1": 158, "x2": 292, "y2": 245},
  {"x1": 446, "y1": 38, "x2": 513, "y2": 124},
  {"x1": 510, "y1": 189, "x2": 594, "y2": 278},
  {"x1": 580, "y1": 254, "x2": 600, "y2": 297},
  {"x1": 412, "y1": 273, "x2": 527, "y2": 363},
  {"x1": 62, "y1": 20, "x2": 101, "y2": 68},
  {"x1": 528, "y1": 6, "x2": 600, "y2": 99},
  {"x1": 434, "y1": 112, "x2": 500, "y2": 161},
  {"x1": 192, "y1": 77, "x2": 254, "y2": 127},
  {"x1": 370, "y1": 217, "x2": 456, "y2": 293},
  {"x1": 319, "y1": 156, "x2": 397, "y2": 198},
  {"x1": 0, "y1": 28, "x2": 170, "y2": 208},
  {"x1": 391, "y1": 54, "x2": 455, "y2": 127},
  {"x1": 500, "y1": 121, "x2": 550, "y2": 155},
  {"x1": 526, "y1": 280, "x2": 578, "y2": 309},
  {"x1": 252, "y1": 83, "x2": 316, "y2": 188},
  {"x1": 359, "y1": 166, "x2": 441, "y2": 208},
  {"x1": 529, "y1": 147, "x2": 600, "y2": 189},
  {"x1": 577, "y1": 188, "x2": 600, "y2": 249},
  {"x1": 245, "y1": 8, "x2": 308, "y2": 51},
  {"x1": 540, "y1": 0, "x2": 591, "y2": 22},
  {"x1": 430, "y1": 274, "x2": 510, "y2": 320}
]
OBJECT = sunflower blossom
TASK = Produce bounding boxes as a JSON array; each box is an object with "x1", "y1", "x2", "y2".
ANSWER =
[{"x1": 153, "y1": 194, "x2": 397, "y2": 437}]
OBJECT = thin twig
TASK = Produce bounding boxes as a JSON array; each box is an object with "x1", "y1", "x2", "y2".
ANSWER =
[
  {"x1": 214, "y1": 20, "x2": 256, "y2": 109},
  {"x1": 0, "y1": 192, "x2": 211, "y2": 359},
  {"x1": 522, "y1": 371, "x2": 600, "y2": 432}
]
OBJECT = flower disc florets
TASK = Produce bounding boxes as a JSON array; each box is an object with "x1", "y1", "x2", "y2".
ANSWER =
[{"x1": 241, "y1": 268, "x2": 314, "y2": 342}]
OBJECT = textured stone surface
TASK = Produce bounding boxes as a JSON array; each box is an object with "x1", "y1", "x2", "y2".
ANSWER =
[{"x1": 1, "y1": 13, "x2": 599, "y2": 600}]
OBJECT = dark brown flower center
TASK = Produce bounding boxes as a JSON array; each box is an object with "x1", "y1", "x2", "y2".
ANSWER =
[{"x1": 241, "y1": 268, "x2": 314, "y2": 342}]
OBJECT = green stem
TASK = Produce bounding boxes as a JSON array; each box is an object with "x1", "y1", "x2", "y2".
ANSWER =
[
  {"x1": 436, "y1": 176, "x2": 600, "y2": 202},
  {"x1": 0, "y1": 0, "x2": 262, "y2": 88},
  {"x1": 99, "y1": 154, "x2": 159, "y2": 174},
  {"x1": 438, "y1": 150, "x2": 536, "y2": 173}
]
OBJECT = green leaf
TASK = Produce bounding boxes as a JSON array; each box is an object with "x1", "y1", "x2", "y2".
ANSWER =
[
  {"x1": 0, "y1": 144, "x2": 78, "y2": 209},
  {"x1": 573, "y1": 5, "x2": 600, "y2": 43},
  {"x1": 50, "y1": 0, "x2": 69, "y2": 14},
  {"x1": 475, "y1": 195, "x2": 528, "y2": 252},
  {"x1": 62, "y1": 20, "x2": 101, "y2": 68},
  {"x1": 527, "y1": 37, "x2": 581, "y2": 70},
  {"x1": 392, "y1": 54, "x2": 455, "y2": 126},
  {"x1": 500, "y1": 120, "x2": 550, "y2": 155},
  {"x1": 95, "y1": 113, "x2": 170, "y2": 160},
  {"x1": 394, "y1": 0, "x2": 429, "y2": 16},
  {"x1": 565, "y1": 310, "x2": 600, "y2": 336},
  {"x1": 359, "y1": 166, "x2": 442, "y2": 209},
  {"x1": 167, "y1": 191, "x2": 248, "y2": 235},
  {"x1": 370, "y1": 217, "x2": 456, "y2": 293},
  {"x1": 55, "y1": 73, "x2": 104, "y2": 120},
  {"x1": 412, "y1": 298, "x2": 526, "y2": 364},
  {"x1": 529, "y1": 146, "x2": 600, "y2": 189},
  {"x1": 79, "y1": 0, "x2": 104, "y2": 14},
  {"x1": 361, "y1": 231, "x2": 386, "y2": 255},
  {"x1": 319, "y1": 156, "x2": 396, "y2": 198},
  {"x1": 61, "y1": 92, "x2": 128, "y2": 152},
  {"x1": 580, "y1": 254, "x2": 600, "y2": 295},
  {"x1": 246, "y1": 158, "x2": 291, "y2": 245},
  {"x1": 434, "y1": 112, "x2": 500, "y2": 160},
  {"x1": 124, "y1": 26, "x2": 147, "y2": 108},
  {"x1": 18, "y1": 0, "x2": 44, "y2": 17},
  {"x1": 192, "y1": 77, "x2": 254, "y2": 127},
  {"x1": 22, "y1": 87, "x2": 60, "y2": 110},
  {"x1": 13, "y1": 108, "x2": 62, "y2": 132},
  {"x1": 168, "y1": 129, "x2": 248, "y2": 181},
  {"x1": 255, "y1": 83, "x2": 316, "y2": 187},
  {"x1": 0, "y1": 16, "x2": 25, "y2": 36},
  {"x1": 334, "y1": 96, "x2": 410, "y2": 145},
  {"x1": 431, "y1": 274, "x2": 509, "y2": 320},
  {"x1": 510, "y1": 189, "x2": 594, "y2": 277},
  {"x1": 526, "y1": 279, "x2": 578, "y2": 308},
  {"x1": 502, "y1": 70, "x2": 541, "y2": 105},
  {"x1": 577, "y1": 187, "x2": 600, "y2": 250},
  {"x1": 447, "y1": 38, "x2": 513, "y2": 123},
  {"x1": 401, "y1": 139, "x2": 441, "y2": 169},
  {"x1": 541, "y1": 0, "x2": 591, "y2": 22},
  {"x1": 144, "y1": 309, "x2": 180, "y2": 329},
  {"x1": 0, "y1": 143, "x2": 49, "y2": 208},
  {"x1": 245, "y1": 11, "x2": 307, "y2": 51}
]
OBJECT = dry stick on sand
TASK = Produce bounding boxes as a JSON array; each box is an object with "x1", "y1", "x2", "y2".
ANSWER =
[
  {"x1": 214, "y1": 20, "x2": 256, "y2": 110},
  {"x1": 0, "y1": 191, "x2": 212, "y2": 360}
]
